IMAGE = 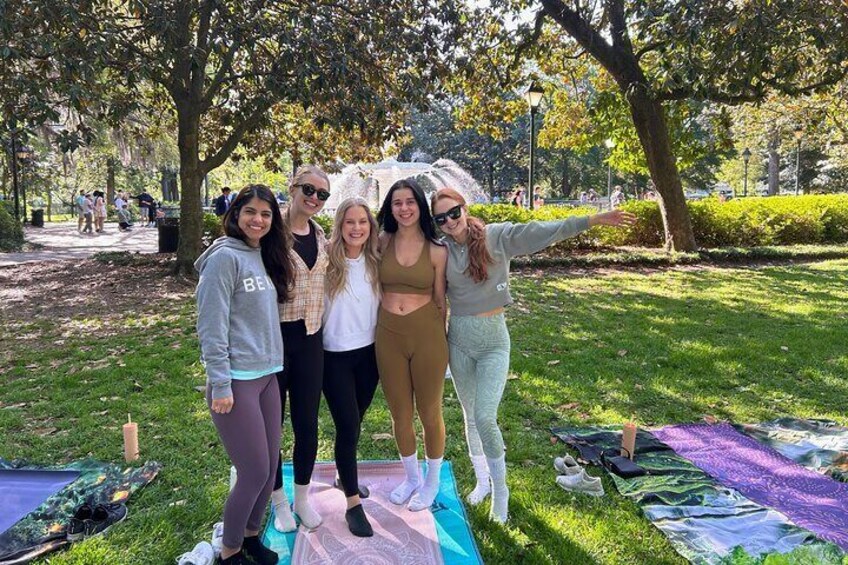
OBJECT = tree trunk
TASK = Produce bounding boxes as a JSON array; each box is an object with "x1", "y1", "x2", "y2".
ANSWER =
[
  {"x1": 106, "y1": 157, "x2": 116, "y2": 204},
  {"x1": 626, "y1": 87, "x2": 697, "y2": 251},
  {"x1": 768, "y1": 138, "x2": 780, "y2": 196},
  {"x1": 175, "y1": 105, "x2": 205, "y2": 275}
]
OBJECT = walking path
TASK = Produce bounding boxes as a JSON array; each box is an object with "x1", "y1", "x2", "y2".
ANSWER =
[{"x1": 0, "y1": 221, "x2": 160, "y2": 266}]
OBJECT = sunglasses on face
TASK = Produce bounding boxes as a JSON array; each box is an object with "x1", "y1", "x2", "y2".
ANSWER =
[
  {"x1": 433, "y1": 205, "x2": 462, "y2": 226},
  {"x1": 296, "y1": 183, "x2": 331, "y2": 201}
]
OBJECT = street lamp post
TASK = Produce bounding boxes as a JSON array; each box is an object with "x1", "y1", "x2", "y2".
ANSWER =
[
  {"x1": 794, "y1": 126, "x2": 803, "y2": 196},
  {"x1": 742, "y1": 147, "x2": 751, "y2": 198},
  {"x1": 16, "y1": 145, "x2": 33, "y2": 223},
  {"x1": 604, "y1": 139, "x2": 615, "y2": 205},
  {"x1": 525, "y1": 81, "x2": 544, "y2": 210}
]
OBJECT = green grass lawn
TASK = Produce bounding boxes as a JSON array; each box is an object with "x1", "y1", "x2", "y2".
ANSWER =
[{"x1": 1, "y1": 258, "x2": 847, "y2": 564}]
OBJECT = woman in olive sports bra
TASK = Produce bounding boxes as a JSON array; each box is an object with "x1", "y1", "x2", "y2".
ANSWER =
[{"x1": 375, "y1": 179, "x2": 449, "y2": 512}]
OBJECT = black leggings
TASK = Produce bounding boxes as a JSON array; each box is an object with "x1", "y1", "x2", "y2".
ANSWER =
[
  {"x1": 323, "y1": 344, "x2": 380, "y2": 498},
  {"x1": 275, "y1": 320, "x2": 324, "y2": 488}
]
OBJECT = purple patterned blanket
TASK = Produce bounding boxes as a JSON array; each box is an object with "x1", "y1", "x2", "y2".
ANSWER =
[{"x1": 654, "y1": 423, "x2": 848, "y2": 551}]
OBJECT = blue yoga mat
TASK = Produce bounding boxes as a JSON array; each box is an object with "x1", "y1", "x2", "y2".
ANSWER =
[
  {"x1": 0, "y1": 469, "x2": 80, "y2": 536},
  {"x1": 262, "y1": 460, "x2": 482, "y2": 564}
]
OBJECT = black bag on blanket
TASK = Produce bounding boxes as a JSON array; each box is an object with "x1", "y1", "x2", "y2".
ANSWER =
[{"x1": 601, "y1": 448, "x2": 647, "y2": 478}]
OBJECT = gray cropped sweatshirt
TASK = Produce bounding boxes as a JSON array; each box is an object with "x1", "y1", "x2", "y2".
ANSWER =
[
  {"x1": 444, "y1": 217, "x2": 590, "y2": 316},
  {"x1": 195, "y1": 236, "x2": 284, "y2": 400}
]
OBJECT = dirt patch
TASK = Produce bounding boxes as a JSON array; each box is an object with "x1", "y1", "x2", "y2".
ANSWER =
[{"x1": 0, "y1": 254, "x2": 195, "y2": 322}]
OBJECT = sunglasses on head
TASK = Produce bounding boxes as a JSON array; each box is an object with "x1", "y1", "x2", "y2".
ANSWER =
[
  {"x1": 433, "y1": 205, "x2": 462, "y2": 226},
  {"x1": 296, "y1": 183, "x2": 331, "y2": 201}
]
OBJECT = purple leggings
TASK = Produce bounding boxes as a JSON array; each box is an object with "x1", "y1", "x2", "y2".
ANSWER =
[{"x1": 208, "y1": 374, "x2": 281, "y2": 550}]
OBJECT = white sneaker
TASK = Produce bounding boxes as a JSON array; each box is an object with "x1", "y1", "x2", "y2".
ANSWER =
[
  {"x1": 554, "y1": 455, "x2": 582, "y2": 476},
  {"x1": 176, "y1": 541, "x2": 215, "y2": 565},
  {"x1": 555, "y1": 470, "x2": 605, "y2": 497},
  {"x1": 210, "y1": 522, "x2": 223, "y2": 557}
]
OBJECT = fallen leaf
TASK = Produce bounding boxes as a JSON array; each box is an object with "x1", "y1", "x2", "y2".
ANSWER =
[
  {"x1": 371, "y1": 433, "x2": 394, "y2": 441},
  {"x1": 617, "y1": 349, "x2": 628, "y2": 357},
  {"x1": 550, "y1": 436, "x2": 559, "y2": 445},
  {"x1": 547, "y1": 360, "x2": 561, "y2": 366},
  {"x1": 780, "y1": 345, "x2": 789, "y2": 352},
  {"x1": 558, "y1": 402, "x2": 580, "y2": 411},
  {"x1": 507, "y1": 373, "x2": 519, "y2": 380}
]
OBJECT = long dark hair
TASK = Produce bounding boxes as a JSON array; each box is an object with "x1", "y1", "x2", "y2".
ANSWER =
[
  {"x1": 223, "y1": 184, "x2": 294, "y2": 303},
  {"x1": 377, "y1": 179, "x2": 440, "y2": 244}
]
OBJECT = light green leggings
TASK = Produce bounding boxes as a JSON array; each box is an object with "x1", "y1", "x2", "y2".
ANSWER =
[{"x1": 447, "y1": 313, "x2": 510, "y2": 458}]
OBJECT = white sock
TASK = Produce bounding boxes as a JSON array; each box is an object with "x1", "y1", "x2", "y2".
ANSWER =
[
  {"x1": 466, "y1": 455, "x2": 491, "y2": 505},
  {"x1": 390, "y1": 453, "x2": 421, "y2": 505},
  {"x1": 408, "y1": 456, "x2": 443, "y2": 512},
  {"x1": 487, "y1": 455, "x2": 509, "y2": 523},
  {"x1": 293, "y1": 483, "x2": 322, "y2": 529},
  {"x1": 270, "y1": 488, "x2": 296, "y2": 532}
]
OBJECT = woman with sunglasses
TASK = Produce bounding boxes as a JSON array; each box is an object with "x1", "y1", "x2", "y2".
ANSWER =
[
  {"x1": 322, "y1": 197, "x2": 382, "y2": 537},
  {"x1": 430, "y1": 188, "x2": 636, "y2": 523},
  {"x1": 269, "y1": 165, "x2": 332, "y2": 532},
  {"x1": 375, "y1": 179, "x2": 449, "y2": 512},
  {"x1": 196, "y1": 185, "x2": 293, "y2": 565}
]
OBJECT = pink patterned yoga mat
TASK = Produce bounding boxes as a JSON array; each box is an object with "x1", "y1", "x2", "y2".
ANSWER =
[
  {"x1": 291, "y1": 461, "x2": 445, "y2": 564},
  {"x1": 654, "y1": 422, "x2": 848, "y2": 551}
]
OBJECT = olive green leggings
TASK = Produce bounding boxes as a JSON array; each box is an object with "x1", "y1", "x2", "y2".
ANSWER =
[{"x1": 375, "y1": 301, "x2": 448, "y2": 459}]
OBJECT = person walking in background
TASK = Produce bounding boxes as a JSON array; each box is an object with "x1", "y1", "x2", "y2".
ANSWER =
[
  {"x1": 269, "y1": 166, "x2": 331, "y2": 533},
  {"x1": 375, "y1": 179, "x2": 449, "y2": 512},
  {"x1": 196, "y1": 184, "x2": 294, "y2": 565},
  {"x1": 322, "y1": 197, "x2": 382, "y2": 537},
  {"x1": 215, "y1": 187, "x2": 233, "y2": 217},
  {"x1": 610, "y1": 185, "x2": 625, "y2": 208},
  {"x1": 510, "y1": 189, "x2": 524, "y2": 208},
  {"x1": 76, "y1": 190, "x2": 87, "y2": 232},
  {"x1": 93, "y1": 191, "x2": 107, "y2": 233},
  {"x1": 430, "y1": 187, "x2": 636, "y2": 523},
  {"x1": 81, "y1": 193, "x2": 94, "y2": 234}
]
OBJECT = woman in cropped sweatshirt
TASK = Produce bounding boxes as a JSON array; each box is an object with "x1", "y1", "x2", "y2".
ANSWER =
[
  {"x1": 430, "y1": 187, "x2": 635, "y2": 523},
  {"x1": 196, "y1": 184, "x2": 294, "y2": 565}
]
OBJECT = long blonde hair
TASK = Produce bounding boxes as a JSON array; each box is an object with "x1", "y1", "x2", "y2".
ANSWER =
[{"x1": 326, "y1": 197, "x2": 381, "y2": 299}]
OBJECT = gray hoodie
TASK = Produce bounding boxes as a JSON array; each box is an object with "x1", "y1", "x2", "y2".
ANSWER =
[{"x1": 195, "y1": 236, "x2": 284, "y2": 399}]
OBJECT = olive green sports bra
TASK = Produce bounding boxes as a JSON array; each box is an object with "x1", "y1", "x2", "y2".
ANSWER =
[{"x1": 379, "y1": 237, "x2": 434, "y2": 295}]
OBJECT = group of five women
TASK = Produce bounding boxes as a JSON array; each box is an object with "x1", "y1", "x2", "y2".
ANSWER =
[{"x1": 196, "y1": 166, "x2": 634, "y2": 565}]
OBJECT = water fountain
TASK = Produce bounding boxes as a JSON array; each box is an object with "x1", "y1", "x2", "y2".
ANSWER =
[{"x1": 326, "y1": 158, "x2": 488, "y2": 213}]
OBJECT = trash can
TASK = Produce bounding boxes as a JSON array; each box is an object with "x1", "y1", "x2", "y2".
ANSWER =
[
  {"x1": 31, "y1": 209, "x2": 45, "y2": 227},
  {"x1": 157, "y1": 217, "x2": 179, "y2": 253}
]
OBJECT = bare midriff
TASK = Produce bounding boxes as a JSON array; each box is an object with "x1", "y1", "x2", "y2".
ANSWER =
[
  {"x1": 381, "y1": 292, "x2": 432, "y2": 316},
  {"x1": 475, "y1": 306, "x2": 504, "y2": 317}
]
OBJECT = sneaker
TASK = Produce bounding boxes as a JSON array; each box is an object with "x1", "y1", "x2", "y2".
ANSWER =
[
  {"x1": 555, "y1": 471, "x2": 605, "y2": 497},
  {"x1": 67, "y1": 503, "x2": 94, "y2": 541},
  {"x1": 83, "y1": 502, "x2": 128, "y2": 537},
  {"x1": 554, "y1": 454, "x2": 582, "y2": 476},
  {"x1": 241, "y1": 535, "x2": 278, "y2": 565},
  {"x1": 215, "y1": 550, "x2": 251, "y2": 564},
  {"x1": 211, "y1": 522, "x2": 224, "y2": 557},
  {"x1": 177, "y1": 541, "x2": 215, "y2": 565}
]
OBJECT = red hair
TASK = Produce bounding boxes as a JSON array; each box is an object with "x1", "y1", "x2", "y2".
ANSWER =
[{"x1": 431, "y1": 188, "x2": 494, "y2": 283}]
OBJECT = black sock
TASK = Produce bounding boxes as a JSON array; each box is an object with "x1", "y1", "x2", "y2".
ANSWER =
[
  {"x1": 345, "y1": 504, "x2": 373, "y2": 538},
  {"x1": 242, "y1": 535, "x2": 278, "y2": 565},
  {"x1": 218, "y1": 551, "x2": 247, "y2": 565}
]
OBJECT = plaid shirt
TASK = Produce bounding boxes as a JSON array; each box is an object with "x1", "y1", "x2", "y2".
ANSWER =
[{"x1": 279, "y1": 219, "x2": 328, "y2": 335}]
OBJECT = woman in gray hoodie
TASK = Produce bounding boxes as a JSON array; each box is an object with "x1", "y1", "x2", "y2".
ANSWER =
[{"x1": 196, "y1": 184, "x2": 294, "y2": 565}]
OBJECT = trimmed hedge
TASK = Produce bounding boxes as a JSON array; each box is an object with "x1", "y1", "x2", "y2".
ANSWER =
[
  {"x1": 0, "y1": 202, "x2": 24, "y2": 251},
  {"x1": 469, "y1": 195, "x2": 848, "y2": 249}
]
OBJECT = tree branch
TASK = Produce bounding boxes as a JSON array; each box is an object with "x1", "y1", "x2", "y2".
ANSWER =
[
  {"x1": 200, "y1": 40, "x2": 241, "y2": 112},
  {"x1": 200, "y1": 101, "x2": 276, "y2": 172}
]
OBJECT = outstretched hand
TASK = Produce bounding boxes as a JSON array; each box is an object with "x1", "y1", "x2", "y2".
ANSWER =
[{"x1": 589, "y1": 209, "x2": 637, "y2": 228}]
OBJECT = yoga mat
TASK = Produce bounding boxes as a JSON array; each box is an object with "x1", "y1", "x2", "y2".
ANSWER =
[
  {"x1": 654, "y1": 422, "x2": 848, "y2": 551},
  {"x1": 0, "y1": 469, "x2": 80, "y2": 536},
  {"x1": 262, "y1": 460, "x2": 482, "y2": 565}
]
